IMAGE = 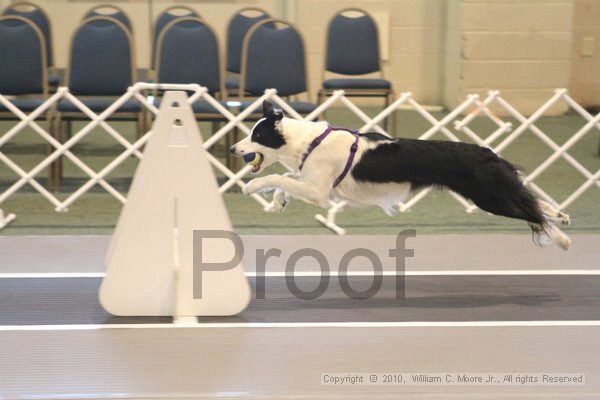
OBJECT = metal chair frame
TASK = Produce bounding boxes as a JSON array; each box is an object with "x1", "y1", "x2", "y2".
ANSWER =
[
  {"x1": 318, "y1": 8, "x2": 395, "y2": 134},
  {"x1": 54, "y1": 16, "x2": 144, "y2": 186},
  {"x1": 224, "y1": 7, "x2": 272, "y2": 98},
  {"x1": 151, "y1": 5, "x2": 200, "y2": 70},
  {"x1": 83, "y1": 3, "x2": 133, "y2": 34},
  {"x1": 0, "y1": 15, "x2": 54, "y2": 186}
]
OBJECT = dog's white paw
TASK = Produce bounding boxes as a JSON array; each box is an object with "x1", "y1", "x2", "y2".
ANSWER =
[
  {"x1": 264, "y1": 197, "x2": 288, "y2": 213},
  {"x1": 243, "y1": 177, "x2": 272, "y2": 195},
  {"x1": 264, "y1": 201, "x2": 284, "y2": 213},
  {"x1": 558, "y1": 211, "x2": 571, "y2": 226},
  {"x1": 270, "y1": 189, "x2": 289, "y2": 212},
  {"x1": 242, "y1": 180, "x2": 261, "y2": 195}
]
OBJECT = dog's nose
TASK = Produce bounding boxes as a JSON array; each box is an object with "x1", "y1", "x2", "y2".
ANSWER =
[{"x1": 229, "y1": 146, "x2": 237, "y2": 155}]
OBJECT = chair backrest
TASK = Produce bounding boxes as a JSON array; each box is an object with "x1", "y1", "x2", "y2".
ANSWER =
[
  {"x1": 83, "y1": 4, "x2": 132, "y2": 32},
  {"x1": 2, "y1": 1, "x2": 53, "y2": 67},
  {"x1": 155, "y1": 17, "x2": 222, "y2": 95},
  {"x1": 67, "y1": 16, "x2": 135, "y2": 96},
  {"x1": 241, "y1": 19, "x2": 308, "y2": 97},
  {"x1": 0, "y1": 16, "x2": 47, "y2": 95},
  {"x1": 152, "y1": 6, "x2": 199, "y2": 69},
  {"x1": 325, "y1": 8, "x2": 381, "y2": 75},
  {"x1": 226, "y1": 7, "x2": 271, "y2": 74}
]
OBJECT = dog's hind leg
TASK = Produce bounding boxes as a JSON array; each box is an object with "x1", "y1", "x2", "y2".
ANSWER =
[
  {"x1": 486, "y1": 196, "x2": 570, "y2": 250},
  {"x1": 467, "y1": 189, "x2": 545, "y2": 226},
  {"x1": 537, "y1": 199, "x2": 570, "y2": 225},
  {"x1": 528, "y1": 222, "x2": 552, "y2": 247},
  {"x1": 462, "y1": 181, "x2": 572, "y2": 250},
  {"x1": 531, "y1": 221, "x2": 571, "y2": 251}
]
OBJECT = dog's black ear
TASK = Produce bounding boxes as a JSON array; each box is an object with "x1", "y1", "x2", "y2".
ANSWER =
[
  {"x1": 272, "y1": 108, "x2": 284, "y2": 122},
  {"x1": 263, "y1": 100, "x2": 284, "y2": 123},
  {"x1": 263, "y1": 100, "x2": 274, "y2": 118}
]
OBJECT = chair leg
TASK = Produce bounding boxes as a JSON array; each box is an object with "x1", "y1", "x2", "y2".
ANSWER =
[
  {"x1": 142, "y1": 111, "x2": 149, "y2": 136},
  {"x1": 317, "y1": 89, "x2": 327, "y2": 121},
  {"x1": 53, "y1": 114, "x2": 63, "y2": 190},
  {"x1": 227, "y1": 127, "x2": 242, "y2": 173},
  {"x1": 61, "y1": 120, "x2": 71, "y2": 185},
  {"x1": 209, "y1": 121, "x2": 218, "y2": 155},
  {"x1": 45, "y1": 112, "x2": 55, "y2": 190},
  {"x1": 389, "y1": 91, "x2": 397, "y2": 137},
  {"x1": 136, "y1": 112, "x2": 148, "y2": 141},
  {"x1": 226, "y1": 127, "x2": 235, "y2": 170},
  {"x1": 383, "y1": 94, "x2": 390, "y2": 133}
]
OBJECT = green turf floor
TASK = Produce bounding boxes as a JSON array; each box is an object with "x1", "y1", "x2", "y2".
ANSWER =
[{"x1": 1, "y1": 107, "x2": 599, "y2": 235}]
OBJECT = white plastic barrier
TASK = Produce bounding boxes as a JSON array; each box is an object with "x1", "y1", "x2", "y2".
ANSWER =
[
  {"x1": 0, "y1": 84, "x2": 598, "y2": 235},
  {"x1": 100, "y1": 91, "x2": 250, "y2": 319}
]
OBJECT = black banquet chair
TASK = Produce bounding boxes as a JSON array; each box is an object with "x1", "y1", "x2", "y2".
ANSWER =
[
  {"x1": 2, "y1": 1, "x2": 58, "y2": 88},
  {"x1": 237, "y1": 18, "x2": 317, "y2": 171},
  {"x1": 239, "y1": 18, "x2": 317, "y2": 116},
  {"x1": 54, "y1": 16, "x2": 143, "y2": 185},
  {"x1": 0, "y1": 16, "x2": 53, "y2": 184},
  {"x1": 155, "y1": 17, "x2": 231, "y2": 165},
  {"x1": 319, "y1": 8, "x2": 395, "y2": 133},
  {"x1": 151, "y1": 6, "x2": 199, "y2": 70},
  {"x1": 83, "y1": 4, "x2": 133, "y2": 33},
  {"x1": 225, "y1": 7, "x2": 272, "y2": 97},
  {"x1": 154, "y1": 17, "x2": 226, "y2": 119}
]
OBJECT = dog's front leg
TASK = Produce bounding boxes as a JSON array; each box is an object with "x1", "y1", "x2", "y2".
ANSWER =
[
  {"x1": 264, "y1": 188, "x2": 290, "y2": 213},
  {"x1": 265, "y1": 173, "x2": 295, "y2": 212},
  {"x1": 243, "y1": 174, "x2": 281, "y2": 196},
  {"x1": 244, "y1": 174, "x2": 330, "y2": 208}
]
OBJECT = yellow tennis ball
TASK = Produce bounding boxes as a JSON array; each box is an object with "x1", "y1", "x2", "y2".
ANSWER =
[{"x1": 244, "y1": 152, "x2": 263, "y2": 166}]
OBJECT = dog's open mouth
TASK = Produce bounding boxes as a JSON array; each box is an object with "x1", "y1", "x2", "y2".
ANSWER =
[{"x1": 243, "y1": 152, "x2": 264, "y2": 173}]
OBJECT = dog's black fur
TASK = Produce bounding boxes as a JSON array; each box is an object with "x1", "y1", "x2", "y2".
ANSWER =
[
  {"x1": 352, "y1": 138, "x2": 546, "y2": 225},
  {"x1": 251, "y1": 107, "x2": 286, "y2": 149}
]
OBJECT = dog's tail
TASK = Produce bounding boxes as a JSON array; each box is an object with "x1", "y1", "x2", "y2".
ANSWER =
[
  {"x1": 516, "y1": 186, "x2": 546, "y2": 225},
  {"x1": 508, "y1": 161, "x2": 571, "y2": 251},
  {"x1": 502, "y1": 159, "x2": 545, "y2": 224}
]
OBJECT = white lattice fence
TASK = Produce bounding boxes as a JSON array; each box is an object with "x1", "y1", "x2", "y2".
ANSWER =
[{"x1": 0, "y1": 83, "x2": 598, "y2": 234}]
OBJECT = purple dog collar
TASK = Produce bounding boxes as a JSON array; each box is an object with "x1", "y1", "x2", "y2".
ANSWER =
[{"x1": 299, "y1": 125, "x2": 360, "y2": 188}]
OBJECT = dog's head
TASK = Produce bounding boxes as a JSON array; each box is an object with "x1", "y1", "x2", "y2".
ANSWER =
[{"x1": 230, "y1": 100, "x2": 286, "y2": 174}]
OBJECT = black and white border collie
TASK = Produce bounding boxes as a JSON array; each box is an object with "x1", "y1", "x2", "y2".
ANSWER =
[{"x1": 230, "y1": 100, "x2": 571, "y2": 250}]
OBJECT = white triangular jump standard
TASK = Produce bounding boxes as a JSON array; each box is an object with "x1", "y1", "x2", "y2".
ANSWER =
[{"x1": 100, "y1": 91, "x2": 251, "y2": 318}]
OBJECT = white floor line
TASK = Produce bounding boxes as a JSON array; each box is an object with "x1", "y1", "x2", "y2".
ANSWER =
[
  {"x1": 1, "y1": 270, "x2": 600, "y2": 279},
  {"x1": 248, "y1": 270, "x2": 600, "y2": 277},
  {"x1": 1, "y1": 320, "x2": 600, "y2": 332},
  {"x1": 0, "y1": 273, "x2": 106, "y2": 279}
]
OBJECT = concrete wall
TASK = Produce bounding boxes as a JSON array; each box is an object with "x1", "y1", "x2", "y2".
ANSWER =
[
  {"x1": 444, "y1": 0, "x2": 574, "y2": 115},
  {"x1": 570, "y1": 0, "x2": 600, "y2": 107}
]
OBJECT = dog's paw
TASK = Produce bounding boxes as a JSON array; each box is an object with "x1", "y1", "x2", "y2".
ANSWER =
[
  {"x1": 264, "y1": 196, "x2": 288, "y2": 213},
  {"x1": 243, "y1": 177, "x2": 271, "y2": 195},
  {"x1": 558, "y1": 211, "x2": 571, "y2": 225},
  {"x1": 242, "y1": 180, "x2": 260, "y2": 195},
  {"x1": 264, "y1": 201, "x2": 285, "y2": 213},
  {"x1": 269, "y1": 189, "x2": 289, "y2": 212}
]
